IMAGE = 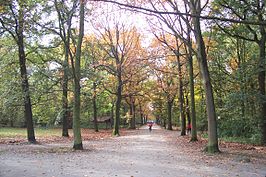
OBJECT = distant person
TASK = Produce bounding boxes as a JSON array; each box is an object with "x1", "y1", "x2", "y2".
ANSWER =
[
  {"x1": 147, "y1": 121, "x2": 153, "y2": 131},
  {"x1": 187, "y1": 123, "x2": 191, "y2": 134}
]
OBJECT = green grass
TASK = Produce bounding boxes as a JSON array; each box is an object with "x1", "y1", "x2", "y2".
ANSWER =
[
  {"x1": 0, "y1": 127, "x2": 62, "y2": 138},
  {"x1": 220, "y1": 136, "x2": 261, "y2": 145},
  {"x1": 199, "y1": 132, "x2": 261, "y2": 145}
]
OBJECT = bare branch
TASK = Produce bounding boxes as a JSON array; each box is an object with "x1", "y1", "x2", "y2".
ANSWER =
[{"x1": 91, "y1": 0, "x2": 266, "y2": 25}]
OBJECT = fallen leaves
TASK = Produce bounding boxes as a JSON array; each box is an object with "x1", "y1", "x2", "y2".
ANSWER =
[{"x1": 0, "y1": 128, "x2": 130, "y2": 145}]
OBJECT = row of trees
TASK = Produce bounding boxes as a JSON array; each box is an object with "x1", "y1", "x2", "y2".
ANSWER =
[{"x1": 0, "y1": 0, "x2": 265, "y2": 152}]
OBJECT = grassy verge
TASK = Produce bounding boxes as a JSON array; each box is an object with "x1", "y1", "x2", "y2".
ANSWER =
[
  {"x1": 219, "y1": 136, "x2": 261, "y2": 145},
  {"x1": 199, "y1": 132, "x2": 261, "y2": 145},
  {"x1": 0, "y1": 127, "x2": 62, "y2": 138}
]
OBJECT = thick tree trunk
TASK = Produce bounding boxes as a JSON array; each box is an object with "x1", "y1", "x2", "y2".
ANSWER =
[
  {"x1": 73, "y1": 77, "x2": 82, "y2": 149},
  {"x1": 17, "y1": 5, "x2": 36, "y2": 143},
  {"x1": 73, "y1": 0, "x2": 84, "y2": 150},
  {"x1": 190, "y1": 0, "x2": 219, "y2": 153},
  {"x1": 93, "y1": 82, "x2": 99, "y2": 132},
  {"x1": 167, "y1": 100, "x2": 173, "y2": 130},
  {"x1": 113, "y1": 78, "x2": 122, "y2": 136}
]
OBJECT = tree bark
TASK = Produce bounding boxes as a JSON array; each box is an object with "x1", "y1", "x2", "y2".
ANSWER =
[
  {"x1": 129, "y1": 96, "x2": 136, "y2": 129},
  {"x1": 62, "y1": 47, "x2": 69, "y2": 137},
  {"x1": 139, "y1": 104, "x2": 144, "y2": 125},
  {"x1": 258, "y1": 34, "x2": 266, "y2": 145},
  {"x1": 73, "y1": 0, "x2": 84, "y2": 150},
  {"x1": 17, "y1": 3, "x2": 36, "y2": 143},
  {"x1": 113, "y1": 77, "x2": 122, "y2": 136},
  {"x1": 167, "y1": 99, "x2": 173, "y2": 130},
  {"x1": 54, "y1": 0, "x2": 77, "y2": 137},
  {"x1": 190, "y1": 0, "x2": 219, "y2": 153},
  {"x1": 93, "y1": 82, "x2": 99, "y2": 132},
  {"x1": 187, "y1": 35, "x2": 198, "y2": 141},
  {"x1": 111, "y1": 101, "x2": 114, "y2": 128},
  {"x1": 176, "y1": 50, "x2": 186, "y2": 136}
]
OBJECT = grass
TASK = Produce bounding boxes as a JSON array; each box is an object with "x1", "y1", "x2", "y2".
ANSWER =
[
  {"x1": 219, "y1": 136, "x2": 261, "y2": 145},
  {"x1": 199, "y1": 132, "x2": 261, "y2": 145},
  {"x1": 0, "y1": 127, "x2": 63, "y2": 138}
]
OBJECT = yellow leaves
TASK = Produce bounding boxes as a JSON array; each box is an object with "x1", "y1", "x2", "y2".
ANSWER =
[
  {"x1": 228, "y1": 57, "x2": 239, "y2": 71},
  {"x1": 0, "y1": 6, "x2": 4, "y2": 13},
  {"x1": 0, "y1": 1, "x2": 11, "y2": 13}
]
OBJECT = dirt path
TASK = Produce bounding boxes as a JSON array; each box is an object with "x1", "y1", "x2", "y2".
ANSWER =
[{"x1": 0, "y1": 125, "x2": 266, "y2": 177}]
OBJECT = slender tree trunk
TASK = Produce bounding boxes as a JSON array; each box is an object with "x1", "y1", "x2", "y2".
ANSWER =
[
  {"x1": 128, "y1": 97, "x2": 133, "y2": 128},
  {"x1": 187, "y1": 39, "x2": 198, "y2": 141},
  {"x1": 73, "y1": 0, "x2": 84, "y2": 150},
  {"x1": 129, "y1": 97, "x2": 136, "y2": 129},
  {"x1": 167, "y1": 100, "x2": 173, "y2": 130},
  {"x1": 139, "y1": 104, "x2": 144, "y2": 125},
  {"x1": 190, "y1": 0, "x2": 219, "y2": 153},
  {"x1": 236, "y1": 39, "x2": 246, "y2": 120},
  {"x1": 185, "y1": 95, "x2": 191, "y2": 124},
  {"x1": 257, "y1": 10, "x2": 266, "y2": 145},
  {"x1": 132, "y1": 101, "x2": 136, "y2": 128},
  {"x1": 176, "y1": 53, "x2": 186, "y2": 135},
  {"x1": 111, "y1": 101, "x2": 114, "y2": 128},
  {"x1": 93, "y1": 82, "x2": 99, "y2": 132},
  {"x1": 174, "y1": 38, "x2": 186, "y2": 135},
  {"x1": 144, "y1": 115, "x2": 147, "y2": 124},
  {"x1": 62, "y1": 47, "x2": 69, "y2": 137},
  {"x1": 184, "y1": 0, "x2": 198, "y2": 141},
  {"x1": 180, "y1": 91, "x2": 186, "y2": 135},
  {"x1": 17, "y1": 4, "x2": 36, "y2": 143},
  {"x1": 55, "y1": 0, "x2": 77, "y2": 137},
  {"x1": 258, "y1": 36, "x2": 266, "y2": 145}
]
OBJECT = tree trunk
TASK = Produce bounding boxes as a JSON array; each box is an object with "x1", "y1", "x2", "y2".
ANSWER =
[
  {"x1": 55, "y1": 0, "x2": 77, "y2": 137},
  {"x1": 111, "y1": 101, "x2": 114, "y2": 128},
  {"x1": 167, "y1": 100, "x2": 173, "y2": 130},
  {"x1": 187, "y1": 38, "x2": 198, "y2": 141},
  {"x1": 62, "y1": 47, "x2": 69, "y2": 137},
  {"x1": 257, "y1": 10, "x2": 266, "y2": 145},
  {"x1": 185, "y1": 95, "x2": 191, "y2": 124},
  {"x1": 72, "y1": 0, "x2": 84, "y2": 150},
  {"x1": 180, "y1": 92, "x2": 186, "y2": 135},
  {"x1": 113, "y1": 78, "x2": 122, "y2": 136},
  {"x1": 176, "y1": 52, "x2": 186, "y2": 136},
  {"x1": 139, "y1": 104, "x2": 144, "y2": 125},
  {"x1": 93, "y1": 82, "x2": 99, "y2": 132},
  {"x1": 258, "y1": 35, "x2": 266, "y2": 145},
  {"x1": 17, "y1": 4, "x2": 36, "y2": 143},
  {"x1": 190, "y1": 0, "x2": 219, "y2": 153},
  {"x1": 132, "y1": 101, "x2": 136, "y2": 128},
  {"x1": 129, "y1": 97, "x2": 136, "y2": 129}
]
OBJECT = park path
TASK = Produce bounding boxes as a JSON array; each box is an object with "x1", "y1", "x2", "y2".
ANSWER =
[{"x1": 0, "y1": 125, "x2": 266, "y2": 177}]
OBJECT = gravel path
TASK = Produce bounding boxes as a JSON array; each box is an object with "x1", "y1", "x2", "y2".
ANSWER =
[{"x1": 0, "y1": 125, "x2": 266, "y2": 177}]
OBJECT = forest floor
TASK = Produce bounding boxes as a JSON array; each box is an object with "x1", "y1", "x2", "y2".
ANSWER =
[{"x1": 0, "y1": 125, "x2": 266, "y2": 177}]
